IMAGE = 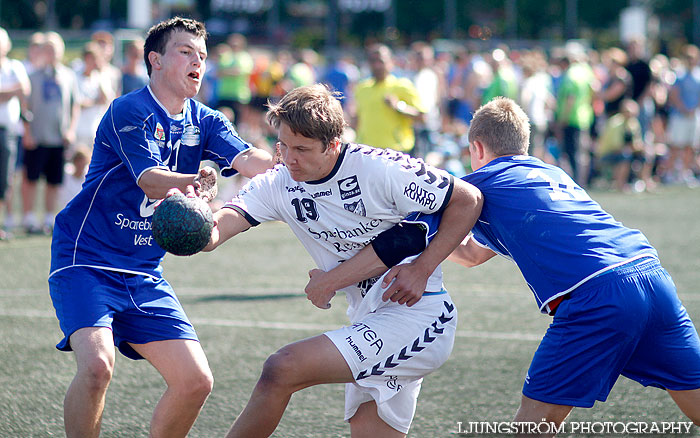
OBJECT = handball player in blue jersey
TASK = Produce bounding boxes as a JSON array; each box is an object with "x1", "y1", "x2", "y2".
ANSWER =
[
  {"x1": 47, "y1": 18, "x2": 273, "y2": 438},
  {"x1": 309, "y1": 97, "x2": 700, "y2": 435}
]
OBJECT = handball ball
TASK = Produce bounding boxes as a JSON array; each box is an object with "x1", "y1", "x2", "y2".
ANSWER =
[{"x1": 152, "y1": 192, "x2": 214, "y2": 256}]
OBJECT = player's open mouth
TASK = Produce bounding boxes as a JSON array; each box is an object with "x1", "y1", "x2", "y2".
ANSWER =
[{"x1": 188, "y1": 71, "x2": 200, "y2": 81}]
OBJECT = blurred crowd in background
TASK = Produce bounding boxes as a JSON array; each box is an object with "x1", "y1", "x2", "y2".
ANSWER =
[{"x1": 1, "y1": 26, "x2": 699, "y2": 240}]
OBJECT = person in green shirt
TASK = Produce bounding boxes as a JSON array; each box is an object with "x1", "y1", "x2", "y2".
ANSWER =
[
  {"x1": 481, "y1": 47, "x2": 519, "y2": 105},
  {"x1": 555, "y1": 50, "x2": 597, "y2": 184},
  {"x1": 216, "y1": 33, "x2": 253, "y2": 126}
]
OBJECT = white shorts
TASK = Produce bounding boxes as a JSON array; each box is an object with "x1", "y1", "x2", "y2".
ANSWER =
[
  {"x1": 324, "y1": 291, "x2": 457, "y2": 433},
  {"x1": 667, "y1": 113, "x2": 700, "y2": 149}
]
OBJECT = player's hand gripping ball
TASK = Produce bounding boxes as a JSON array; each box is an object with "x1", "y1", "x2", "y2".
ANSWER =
[{"x1": 152, "y1": 192, "x2": 214, "y2": 256}]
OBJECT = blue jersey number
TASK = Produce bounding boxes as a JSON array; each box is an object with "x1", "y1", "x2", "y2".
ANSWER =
[{"x1": 526, "y1": 169, "x2": 590, "y2": 202}]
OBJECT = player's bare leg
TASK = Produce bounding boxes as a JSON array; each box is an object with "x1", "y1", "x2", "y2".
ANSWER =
[
  {"x1": 64, "y1": 327, "x2": 116, "y2": 438},
  {"x1": 668, "y1": 388, "x2": 700, "y2": 426},
  {"x1": 130, "y1": 339, "x2": 213, "y2": 438},
  {"x1": 513, "y1": 395, "x2": 573, "y2": 437},
  {"x1": 226, "y1": 334, "x2": 353, "y2": 438},
  {"x1": 349, "y1": 400, "x2": 406, "y2": 438}
]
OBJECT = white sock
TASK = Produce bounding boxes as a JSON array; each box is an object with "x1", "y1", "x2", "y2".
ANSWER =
[
  {"x1": 23, "y1": 212, "x2": 37, "y2": 228},
  {"x1": 4, "y1": 214, "x2": 15, "y2": 229},
  {"x1": 44, "y1": 214, "x2": 55, "y2": 228}
]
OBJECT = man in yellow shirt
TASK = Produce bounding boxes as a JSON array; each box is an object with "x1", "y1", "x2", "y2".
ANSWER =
[{"x1": 353, "y1": 44, "x2": 425, "y2": 154}]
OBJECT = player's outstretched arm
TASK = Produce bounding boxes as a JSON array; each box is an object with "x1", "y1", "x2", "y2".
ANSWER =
[
  {"x1": 232, "y1": 148, "x2": 275, "y2": 179},
  {"x1": 203, "y1": 207, "x2": 252, "y2": 251},
  {"x1": 382, "y1": 179, "x2": 483, "y2": 306},
  {"x1": 447, "y1": 236, "x2": 496, "y2": 267}
]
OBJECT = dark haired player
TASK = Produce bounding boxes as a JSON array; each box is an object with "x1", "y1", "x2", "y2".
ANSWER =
[{"x1": 48, "y1": 17, "x2": 273, "y2": 437}]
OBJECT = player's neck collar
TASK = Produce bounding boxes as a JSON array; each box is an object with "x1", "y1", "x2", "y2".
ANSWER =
[{"x1": 147, "y1": 84, "x2": 187, "y2": 119}]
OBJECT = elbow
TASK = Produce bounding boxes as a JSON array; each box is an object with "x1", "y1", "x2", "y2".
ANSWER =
[
  {"x1": 138, "y1": 181, "x2": 162, "y2": 200},
  {"x1": 137, "y1": 172, "x2": 166, "y2": 200},
  {"x1": 460, "y1": 255, "x2": 482, "y2": 268},
  {"x1": 448, "y1": 252, "x2": 477, "y2": 268},
  {"x1": 234, "y1": 149, "x2": 274, "y2": 179},
  {"x1": 448, "y1": 249, "x2": 483, "y2": 268}
]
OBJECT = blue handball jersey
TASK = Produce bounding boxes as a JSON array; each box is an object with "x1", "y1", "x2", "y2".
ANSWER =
[
  {"x1": 50, "y1": 86, "x2": 252, "y2": 278},
  {"x1": 463, "y1": 156, "x2": 658, "y2": 312}
]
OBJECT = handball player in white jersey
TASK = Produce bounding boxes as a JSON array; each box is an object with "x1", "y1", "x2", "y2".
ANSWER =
[{"x1": 197, "y1": 84, "x2": 482, "y2": 437}]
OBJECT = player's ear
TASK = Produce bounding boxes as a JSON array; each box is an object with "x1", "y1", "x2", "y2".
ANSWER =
[
  {"x1": 327, "y1": 138, "x2": 341, "y2": 153},
  {"x1": 148, "y1": 51, "x2": 161, "y2": 70},
  {"x1": 472, "y1": 140, "x2": 487, "y2": 160}
]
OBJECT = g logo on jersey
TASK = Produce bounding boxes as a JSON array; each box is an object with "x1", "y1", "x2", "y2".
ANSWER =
[{"x1": 338, "y1": 175, "x2": 361, "y2": 199}]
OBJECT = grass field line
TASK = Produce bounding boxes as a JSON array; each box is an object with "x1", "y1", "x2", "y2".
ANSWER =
[{"x1": 0, "y1": 308, "x2": 543, "y2": 342}]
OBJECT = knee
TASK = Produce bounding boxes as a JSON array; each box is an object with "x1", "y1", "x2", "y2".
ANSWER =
[
  {"x1": 181, "y1": 369, "x2": 214, "y2": 404},
  {"x1": 257, "y1": 347, "x2": 300, "y2": 392},
  {"x1": 78, "y1": 354, "x2": 114, "y2": 392}
]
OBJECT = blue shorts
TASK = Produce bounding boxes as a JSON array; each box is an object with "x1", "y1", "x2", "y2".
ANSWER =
[
  {"x1": 523, "y1": 258, "x2": 700, "y2": 408},
  {"x1": 48, "y1": 267, "x2": 198, "y2": 360}
]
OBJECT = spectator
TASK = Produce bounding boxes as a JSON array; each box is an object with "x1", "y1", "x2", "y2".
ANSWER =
[
  {"x1": 22, "y1": 32, "x2": 46, "y2": 76},
  {"x1": 595, "y1": 99, "x2": 654, "y2": 191},
  {"x1": 4, "y1": 32, "x2": 44, "y2": 234},
  {"x1": 285, "y1": 48, "x2": 318, "y2": 90},
  {"x1": 75, "y1": 42, "x2": 114, "y2": 148},
  {"x1": 58, "y1": 144, "x2": 90, "y2": 208},
  {"x1": 647, "y1": 53, "x2": 673, "y2": 182},
  {"x1": 410, "y1": 41, "x2": 442, "y2": 158},
  {"x1": 120, "y1": 39, "x2": 148, "y2": 95},
  {"x1": 0, "y1": 27, "x2": 30, "y2": 239},
  {"x1": 554, "y1": 45, "x2": 597, "y2": 184},
  {"x1": 21, "y1": 31, "x2": 79, "y2": 234},
  {"x1": 481, "y1": 47, "x2": 519, "y2": 105},
  {"x1": 353, "y1": 44, "x2": 425, "y2": 154},
  {"x1": 626, "y1": 38, "x2": 654, "y2": 138},
  {"x1": 445, "y1": 49, "x2": 475, "y2": 128},
  {"x1": 664, "y1": 44, "x2": 700, "y2": 186},
  {"x1": 90, "y1": 30, "x2": 121, "y2": 97},
  {"x1": 321, "y1": 53, "x2": 359, "y2": 107},
  {"x1": 519, "y1": 50, "x2": 555, "y2": 162},
  {"x1": 245, "y1": 49, "x2": 286, "y2": 140},
  {"x1": 599, "y1": 47, "x2": 631, "y2": 117},
  {"x1": 216, "y1": 33, "x2": 254, "y2": 126}
]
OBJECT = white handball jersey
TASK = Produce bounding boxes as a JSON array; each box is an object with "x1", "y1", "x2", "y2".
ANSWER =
[{"x1": 225, "y1": 143, "x2": 454, "y2": 315}]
